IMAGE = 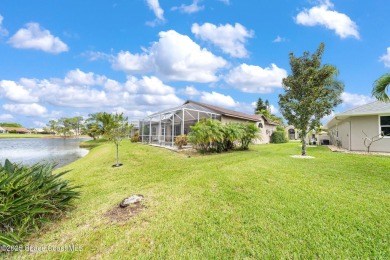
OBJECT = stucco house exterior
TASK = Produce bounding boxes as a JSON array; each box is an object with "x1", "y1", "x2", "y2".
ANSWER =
[
  {"x1": 324, "y1": 101, "x2": 390, "y2": 152},
  {"x1": 139, "y1": 100, "x2": 278, "y2": 146}
]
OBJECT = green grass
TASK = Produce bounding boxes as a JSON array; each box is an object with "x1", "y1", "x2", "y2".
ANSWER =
[
  {"x1": 79, "y1": 138, "x2": 108, "y2": 149},
  {"x1": 15, "y1": 142, "x2": 390, "y2": 259}
]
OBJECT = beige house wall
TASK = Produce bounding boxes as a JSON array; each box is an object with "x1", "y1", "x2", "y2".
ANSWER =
[
  {"x1": 329, "y1": 115, "x2": 390, "y2": 152},
  {"x1": 221, "y1": 115, "x2": 275, "y2": 144}
]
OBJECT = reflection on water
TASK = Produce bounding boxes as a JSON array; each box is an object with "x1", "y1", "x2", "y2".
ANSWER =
[{"x1": 0, "y1": 138, "x2": 90, "y2": 169}]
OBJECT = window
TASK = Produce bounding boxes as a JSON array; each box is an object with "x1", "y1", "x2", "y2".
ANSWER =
[
  {"x1": 380, "y1": 116, "x2": 390, "y2": 136},
  {"x1": 258, "y1": 122, "x2": 263, "y2": 128}
]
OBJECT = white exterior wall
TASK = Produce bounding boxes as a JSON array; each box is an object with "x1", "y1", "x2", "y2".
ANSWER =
[
  {"x1": 350, "y1": 116, "x2": 390, "y2": 152},
  {"x1": 329, "y1": 115, "x2": 390, "y2": 152}
]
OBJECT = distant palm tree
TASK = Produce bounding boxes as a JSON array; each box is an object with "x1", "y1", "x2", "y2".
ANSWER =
[{"x1": 372, "y1": 73, "x2": 390, "y2": 102}]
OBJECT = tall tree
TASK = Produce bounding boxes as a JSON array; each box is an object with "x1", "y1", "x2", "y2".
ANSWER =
[
  {"x1": 372, "y1": 73, "x2": 390, "y2": 102},
  {"x1": 279, "y1": 43, "x2": 344, "y2": 156},
  {"x1": 254, "y1": 98, "x2": 267, "y2": 114}
]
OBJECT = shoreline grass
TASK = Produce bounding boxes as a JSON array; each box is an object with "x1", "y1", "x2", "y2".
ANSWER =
[{"x1": 14, "y1": 142, "x2": 390, "y2": 259}]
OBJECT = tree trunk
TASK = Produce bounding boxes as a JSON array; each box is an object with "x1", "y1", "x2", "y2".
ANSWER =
[
  {"x1": 301, "y1": 131, "x2": 307, "y2": 156},
  {"x1": 116, "y1": 143, "x2": 120, "y2": 166}
]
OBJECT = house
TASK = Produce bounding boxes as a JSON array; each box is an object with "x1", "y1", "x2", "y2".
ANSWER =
[
  {"x1": 0, "y1": 126, "x2": 6, "y2": 133},
  {"x1": 139, "y1": 100, "x2": 278, "y2": 146},
  {"x1": 285, "y1": 125, "x2": 330, "y2": 145},
  {"x1": 1, "y1": 127, "x2": 31, "y2": 134},
  {"x1": 324, "y1": 101, "x2": 390, "y2": 152}
]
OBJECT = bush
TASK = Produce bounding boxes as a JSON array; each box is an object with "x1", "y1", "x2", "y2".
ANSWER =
[
  {"x1": 0, "y1": 159, "x2": 80, "y2": 246},
  {"x1": 174, "y1": 134, "x2": 188, "y2": 149},
  {"x1": 188, "y1": 119, "x2": 224, "y2": 153},
  {"x1": 271, "y1": 131, "x2": 288, "y2": 143},
  {"x1": 130, "y1": 131, "x2": 141, "y2": 143},
  {"x1": 239, "y1": 123, "x2": 260, "y2": 150},
  {"x1": 188, "y1": 119, "x2": 260, "y2": 153}
]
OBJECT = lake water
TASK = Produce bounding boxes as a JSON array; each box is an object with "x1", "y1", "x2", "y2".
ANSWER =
[{"x1": 0, "y1": 138, "x2": 90, "y2": 169}]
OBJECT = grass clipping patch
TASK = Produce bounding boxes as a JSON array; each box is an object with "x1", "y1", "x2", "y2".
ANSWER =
[{"x1": 103, "y1": 195, "x2": 145, "y2": 222}]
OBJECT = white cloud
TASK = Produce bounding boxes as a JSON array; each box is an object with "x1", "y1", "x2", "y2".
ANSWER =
[
  {"x1": 172, "y1": 0, "x2": 204, "y2": 14},
  {"x1": 269, "y1": 104, "x2": 279, "y2": 114},
  {"x1": 124, "y1": 76, "x2": 175, "y2": 95},
  {"x1": 225, "y1": 63, "x2": 287, "y2": 93},
  {"x1": 273, "y1": 36, "x2": 286, "y2": 43},
  {"x1": 0, "y1": 15, "x2": 8, "y2": 37},
  {"x1": 179, "y1": 86, "x2": 200, "y2": 97},
  {"x1": 112, "y1": 51, "x2": 153, "y2": 73},
  {"x1": 33, "y1": 121, "x2": 47, "y2": 127},
  {"x1": 3, "y1": 103, "x2": 48, "y2": 116},
  {"x1": 112, "y1": 30, "x2": 227, "y2": 82},
  {"x1": 295, "y1": 0, "x2": 359, "y2": 39},
  {"x1": 341, "y1": 92, "x2": 375, "y2": 108},
  {"x1": 64, "y1": 69, "x2": 105, "y2": 86},
  {"x1": 0, "y1": 70, "x2": 183, "y2": 119},
  {"x1": 380, "y1": 47, "x2": 390, "y2": 68},
  {"x1": 0, "y1": 80, "x2": 39, "y2": 103},
  {"x1": 218, "y1": 0, "x2": 230, "y2": 5},
  {"x1": 200, "y1": 91, "x2": 237, "y2": 108},
  {"x1": 192, "y1": 22, "x2": 253, "y2": 58},
  {"x1": 0, "y1": 114, "x2": 13, "y2": 121},
  {"x1": 8, "y1": 23, "x2": 69, "y2": 53},
  {"x1": 146, "y1": 0, "x2": 165, "y2": 26}
]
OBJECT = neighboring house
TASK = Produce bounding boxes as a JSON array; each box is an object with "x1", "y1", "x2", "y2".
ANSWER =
[
  {"x1": 285, "y1": 125, "x2": 330, "y2": 144},
  {"x1": 2, "y1": 127, "x2": 31, "y2": 134},
  {"x1": 139, "y1": 100, "x2": 278, "y2": 146},
  {"x1": 285, "y1": 125, "x2": 299, "y2": 140},
  {"x1": 0, "y1": 126, "x2": 6, "y2": 133},
  {"x1": 325, "y1": 101, "x2": 390, "y2": 152}
]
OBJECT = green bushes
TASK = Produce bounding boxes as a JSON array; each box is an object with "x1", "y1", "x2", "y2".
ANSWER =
[
  {"x1": 0, "y1": 159, "x2": 80, "y2": 246},
  {"x1": 271, "y1": 131, "x2": 288, "y2": 143},
  {"x1": 188, "y1": 119, "x2": 260, "y2": 153},
  {"x1": 174, "y1": 134, "x2": 188, "y2": 149},
  {"x1": 130, "y1": 131, "x2": 141, "y2": 143}
]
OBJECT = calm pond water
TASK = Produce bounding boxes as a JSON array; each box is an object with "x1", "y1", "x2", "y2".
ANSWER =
[{"x1": 0, "y1": 138, "x2": 90, "y2": 169}]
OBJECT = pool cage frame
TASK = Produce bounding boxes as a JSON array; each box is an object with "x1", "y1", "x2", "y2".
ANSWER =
[{"x1": 139, "y1": 103, "x2": 221, "y2": 146}]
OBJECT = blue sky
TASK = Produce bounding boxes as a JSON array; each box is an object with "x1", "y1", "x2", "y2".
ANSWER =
[{"x1": 0, "y1": 0, "x2": 389, "y2": 127}]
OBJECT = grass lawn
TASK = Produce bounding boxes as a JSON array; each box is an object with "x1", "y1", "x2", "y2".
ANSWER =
[{"x1": 15, "y1": 142, "x2": 389, "y2": 259}]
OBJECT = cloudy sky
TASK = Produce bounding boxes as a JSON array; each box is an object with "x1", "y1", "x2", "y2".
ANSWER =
[{"x1": 0, "y1": 0, "x2": 389, "y2": 127}]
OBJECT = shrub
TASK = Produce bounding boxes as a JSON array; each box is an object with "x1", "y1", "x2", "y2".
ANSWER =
[
  {"x1": 188, "y1": 119, "x2": 224, "y2": 153},
  {"x1": 131, "y1": 131, "x2": 141, "y2": 143},
  {"x1": 271, "y1": 131, "x2": 288, "y2": 143},
  {"x1": 174, "y1": 134, "x2": 188, "y2": 149},
  {"x1": 239, "y1": 123, "x2": 260, "y2": 150},
  {"x1": 189, "y1": 119, "x2": 260, "y2": 153},
  {"x1": 0, "y1": 159, "x2": 80, "y2": 246}
]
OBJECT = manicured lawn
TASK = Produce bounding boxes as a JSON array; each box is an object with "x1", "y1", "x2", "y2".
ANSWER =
[{"x1": 17, "y1": 142, "x2": 390, "y2": 259}]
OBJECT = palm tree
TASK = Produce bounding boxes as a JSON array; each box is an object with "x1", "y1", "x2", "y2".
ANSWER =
[{"x1": 372, "y1": 73, "x2": 390, "y2": 102}]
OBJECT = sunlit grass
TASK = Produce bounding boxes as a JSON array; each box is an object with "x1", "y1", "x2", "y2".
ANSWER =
[{"x1": 15, "y1": 142, "x2": 390, "y2": 259}]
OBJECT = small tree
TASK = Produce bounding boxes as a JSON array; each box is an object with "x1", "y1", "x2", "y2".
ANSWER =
[
  {"x1": 104, "y1": 113, "x2": 133, "y2": 167},
  {"x1": 279, "y1": 43, "x2": 344, "y2": 156}
]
